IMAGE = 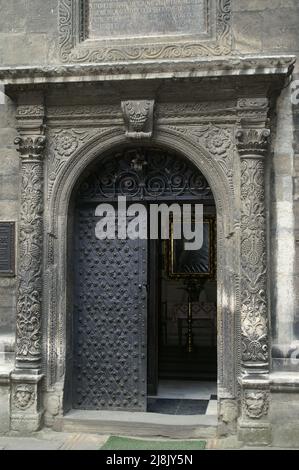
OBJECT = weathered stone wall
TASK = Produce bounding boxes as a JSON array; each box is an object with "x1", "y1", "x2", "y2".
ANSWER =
[
  {"x1": 232, "y1": 0, "x2": 299, "y2": 60},
  {"x1": 0, "y1": 88, "x2": 17, "y2": 335},
  {"x1": 0, "y1": 1, "x2": 58, "y2": 66}
]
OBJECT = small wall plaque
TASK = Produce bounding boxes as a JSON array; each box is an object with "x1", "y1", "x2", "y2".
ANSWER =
[{"x1": 0, "y1": 222, "x2": 15, "y2": 276}]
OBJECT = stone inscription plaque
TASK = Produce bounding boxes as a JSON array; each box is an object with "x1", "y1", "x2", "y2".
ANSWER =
[{"x1": 88, "y1": 0, "x2": 207, "y2": 39}]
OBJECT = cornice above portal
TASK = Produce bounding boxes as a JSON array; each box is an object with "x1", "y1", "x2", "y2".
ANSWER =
[{"x1": 0, "y1": 56, "x2": 295, "y2": 89}]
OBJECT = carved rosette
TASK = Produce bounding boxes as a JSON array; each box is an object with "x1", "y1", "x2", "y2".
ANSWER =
[
  {"x1": 14, "y1": 133, "x2": 46, "y2": 368},
  {"x1": 236, "y1": 127, "x2": 270, "y2": 369}
]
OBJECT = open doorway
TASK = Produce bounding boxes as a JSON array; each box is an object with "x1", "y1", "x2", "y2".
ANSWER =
[{"x1": 147, "y1": 209, "x2": 217, "y2": 416}]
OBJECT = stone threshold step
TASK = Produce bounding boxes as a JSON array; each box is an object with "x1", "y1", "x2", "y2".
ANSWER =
[{"x1": 58, "y1": 410, "x2": 217, "y2": 439}]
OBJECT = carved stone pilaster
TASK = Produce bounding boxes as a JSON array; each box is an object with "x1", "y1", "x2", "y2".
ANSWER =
[
  {"x1": 11, "y1": 102, "x2": 46, "y2": 431},
  {"x1": 236, "y1": 125, "x2": 271, "y2": 444},
  {"x1": 236, "y1": 126, "x2": 270, "y2": 371},
  {"x1": 121, "y1": 100, "x2": 155, "y2": 139},
  {"x1": 14, "y1": 132, "x2": 46, "y2": 369}
]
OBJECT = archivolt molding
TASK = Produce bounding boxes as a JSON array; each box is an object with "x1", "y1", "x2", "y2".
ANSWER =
[
  {"x1": 44, "y1": 126, "x2": 237, "y2": 397},
  {"x1": 47, "y1": 126, "x2": 235, "y2": 234}
]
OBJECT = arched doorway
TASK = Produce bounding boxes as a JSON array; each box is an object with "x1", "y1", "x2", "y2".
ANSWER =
[{"x1": 69, "y1": 145, "x2": 217, "y2": 414}]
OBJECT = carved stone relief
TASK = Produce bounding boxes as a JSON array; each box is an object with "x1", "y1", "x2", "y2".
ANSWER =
[
  {"x1": 121, "y1": 100, "x2": 155, "y2": 139},
  {"x1": 13, "y1": 384, "x2": 35, "y2": 410},
  {"x1": 15, "y1": 136, "x2": 46, "y2": 159},
  {"x1": 34, "y1": 90, "x2": 275, "y2": 433},
  {"x1": 16, "y1": 105, "x2": 45, "y2": 119},
  {"x1": 47, "y1": 128, "x2": 100, "y2": 197},
  {"x1": 47, "y1": 104, "x2": 121, "y2": 120},
  {"x1": 15, "y1": 134, "x2": 46, "y2": 367},
  {"x1": 243, "y1": 391, "x2": 269, "y2": 420},
  {"x1": 240, "y1": 159, "x2": 268, "y2": 363},
  {"x1": 58, "y1": 0, "x2": 232, "y2": 63},
  {"x1": 236, "y1": 128, "x2": 270, "y2": 368},
  {"x1": 166, "y1": 124, "x2": 234, "y2": 188}
]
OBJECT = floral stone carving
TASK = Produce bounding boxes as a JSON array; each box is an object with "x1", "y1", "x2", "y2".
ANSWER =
[
  {"x1": 15, "y1": 134, "x2": 46, "y2": 366},
  {"x1": 236, "y1": 128, "x2": 270, "y2": 366}
]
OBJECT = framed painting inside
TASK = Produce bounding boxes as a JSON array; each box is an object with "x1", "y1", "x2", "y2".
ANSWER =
[{"x1": 168, "y1": 217, "x2": 216, "y2": 279}]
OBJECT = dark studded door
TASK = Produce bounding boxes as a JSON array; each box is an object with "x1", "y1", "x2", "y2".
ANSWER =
[{"x1": 72, "y1": 206, "x2": 147, "y2": 411}]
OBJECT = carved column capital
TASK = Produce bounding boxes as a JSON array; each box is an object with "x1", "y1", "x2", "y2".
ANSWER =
[
  {"x1": 14, "y1": 134, "x2": 46, "y2": 160},
  {"x1": 121, "y1": 100, "x2": 155, "y2": 139},
  {"x1": 235, "y1": 127, "x2": 270, "y2": 158}
]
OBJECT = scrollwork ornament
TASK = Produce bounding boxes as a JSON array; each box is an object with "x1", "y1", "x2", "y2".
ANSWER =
[
  {"x1": 58, "y1": 0, "x2": 232, "y2": 63},
  {"x1": 77, "y1": 148, "x2": 212, "y2": 201},
  {"x1": 17, "y1": 105, "x2": 45, "y2": 119}
]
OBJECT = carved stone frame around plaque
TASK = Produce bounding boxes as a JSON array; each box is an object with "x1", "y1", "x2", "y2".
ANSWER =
[{"x1": 58, "y1": 0, "x2": 232, "y2": 63}]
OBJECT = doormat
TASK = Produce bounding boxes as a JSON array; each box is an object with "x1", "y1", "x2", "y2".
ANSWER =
[{"x1": 101, "y1": 436, "x2": 206, "y2": 450}]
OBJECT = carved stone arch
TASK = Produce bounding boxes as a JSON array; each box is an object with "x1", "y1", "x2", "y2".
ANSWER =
[
  {"x1": 49, "y1": 127, "x2": 235, "y2": 230},
  {"x1": 44, "y1": 126, "x2": 239, "y2": 418}
]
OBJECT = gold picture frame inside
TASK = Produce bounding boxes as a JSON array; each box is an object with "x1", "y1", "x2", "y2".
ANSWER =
[{"x1": 168, "y1": 216, "x2": 216, "y2": 279}]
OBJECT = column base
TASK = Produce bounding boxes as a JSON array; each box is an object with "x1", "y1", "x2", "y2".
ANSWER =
[
  {"x1": 238, "y1": 373, "x2": 271, "y2": 445},
  {"x1": 10, "y1": 369, "x2": 44, "y2": 433}
]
